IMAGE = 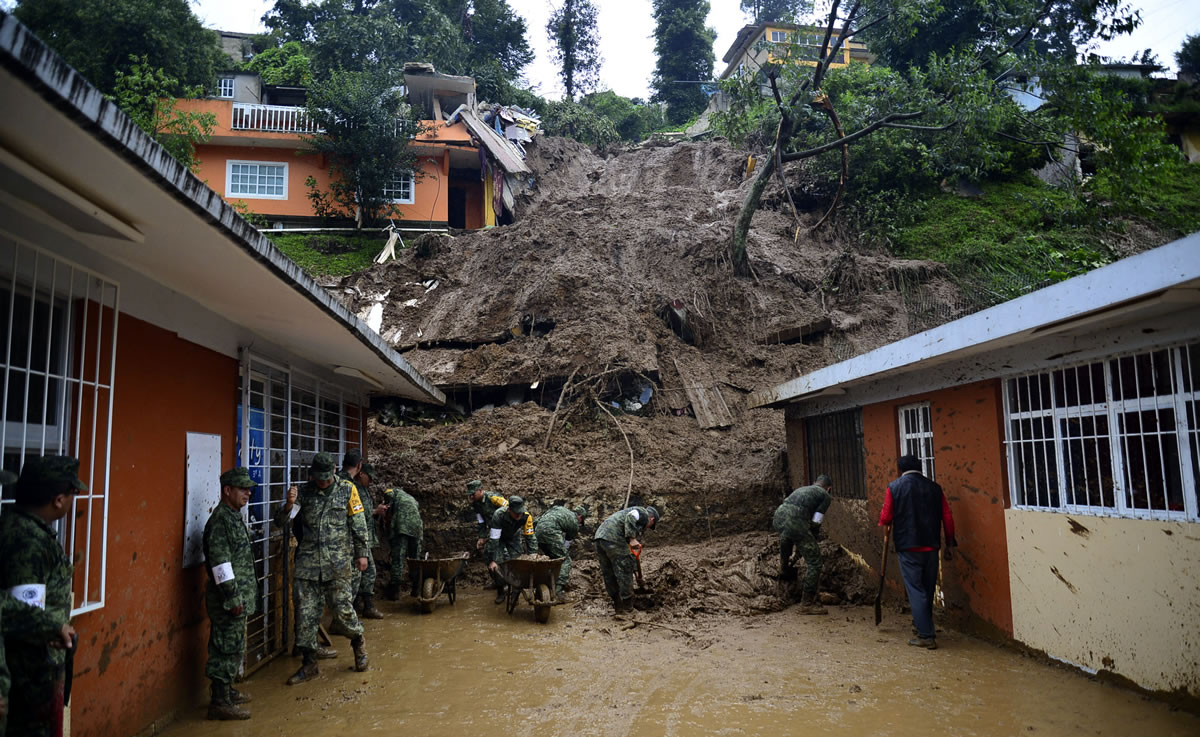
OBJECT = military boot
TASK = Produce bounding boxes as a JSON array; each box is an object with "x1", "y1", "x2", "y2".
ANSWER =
[
  {"x1": 229, "y1": 686, "x2": 252, "y2": 705},
  {"x1": 360, "y1": 595, "x2": 384, "y2": 619},
  {"x1": 798, "y1": 590, "x2": 828, "y2": 615},
  {"x1": 207, "y1": 681, "x2": 250, "y2": 720},
  {"x1": 315, "y1": 646, "x2": 339, "y2": 660},
  {"x1": 286, "y1": 651, "x2": 320, "y2": 686},
  {"x1": 493, "y1": 585, "x2": 507, "y2": 605},
  {"x1": 384, "y1": 580, "x2": 402, "y2": 601},
  {"x1": 351, "y1": 636, "x2": 369, "y2": 672}
]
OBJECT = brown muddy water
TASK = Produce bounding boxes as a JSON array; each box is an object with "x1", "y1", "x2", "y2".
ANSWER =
[{"x1": 161, "y1": 591, "x2": 1197, "y2": 737}]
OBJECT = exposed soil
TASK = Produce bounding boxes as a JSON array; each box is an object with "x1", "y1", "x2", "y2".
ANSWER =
[{"x1": 339, "y1": 136, "x2": 968, "y2": 568}]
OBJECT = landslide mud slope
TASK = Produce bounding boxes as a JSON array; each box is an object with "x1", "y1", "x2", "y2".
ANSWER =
[{"x1": 337, "y1": 137, "x2": 964, "y2": 548}]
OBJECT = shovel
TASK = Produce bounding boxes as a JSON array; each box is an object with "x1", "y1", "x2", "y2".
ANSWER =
[
  {"x1": 632, "y1": 547, "x2": 648, "y2": 594},
  {"x1": 874, "y1": 526, "x2": 891, "y2": 626}
]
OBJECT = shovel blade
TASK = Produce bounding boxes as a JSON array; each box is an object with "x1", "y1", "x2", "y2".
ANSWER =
[{"x1": 874, "y1": 598, "x2": 882, "y2": 626}]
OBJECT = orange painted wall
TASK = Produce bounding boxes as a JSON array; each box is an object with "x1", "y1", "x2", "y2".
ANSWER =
[
  {"x1": 860, "y1": 379, "x2": 1013, "y2": 636},
  {"x1": 69, "y1": 313, "x2": 236, "y2": 737}
]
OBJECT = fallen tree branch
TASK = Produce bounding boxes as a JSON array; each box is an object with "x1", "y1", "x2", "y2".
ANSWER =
[
  {"x1": 595, "y1": 400, "x2": 635, "y2": 509},
  {"x1": 543, "y1": 365, "x2": 582, "y2": 449},
  {"x1": 809, "y1": 95, "x2": 849, "y2": 231},
  {"x1": 780, "y1": 110, "x2": 925, "y2": 161},
  {"x1": 620, "y1": 619, "x2": 695, "y2": 637}
]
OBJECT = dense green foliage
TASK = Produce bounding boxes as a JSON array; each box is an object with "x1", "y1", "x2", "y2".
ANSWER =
[
  {"x1": 651, "y1": 0, "x2": 717, "y2": 126},
  {"x1": 266, "y1": 233, "x2": 387, "y2": 276},
  {"x1": 547, "y1": 0, "x2": 602, "y2": 99},
  {"x1": 12, "y1": 0, "x2": 225, "y2": 94},
  {"x1": 240, "y1": 41, "x2": 313, "y2": 86},
  {"x1": 1177, "y1": 33, "x2": 1200, "y2": 76},
  {"x1": 303, "y1": 70, "x2": 425, "y2": 227},
  {"x1": 542, "y1": 99, "x2": 619, "y2": 147},
  {"x1": 109, "y1": 56, "x2": 216, "y2": 172},
  {"x1": 739, "y1": 0, "x2": 809, "y2": 24},
  {"x1": 580, "y1": 91, "x2": 668, "y2": 141}
]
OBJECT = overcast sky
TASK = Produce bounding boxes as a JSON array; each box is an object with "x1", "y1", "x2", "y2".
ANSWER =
[{"x1": 22, "y1": 0, "x2": 1199, "y2": 100}]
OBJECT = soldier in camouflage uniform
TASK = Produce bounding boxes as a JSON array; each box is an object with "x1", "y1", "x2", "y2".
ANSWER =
[
  {"x1": 467, "y1": 480, "x2": 507, "y2": 552},
  {"x1": 533, "y1": 504, "x2": 588, "y2": 602},
  {"x1": 338, "y1": 451, "x2": 382, "y2": 620},
  {"x1": 0, "y1": 457, "x2": 85, "y2": 737},
  {"x1": 485, "y1": 496, "x2": 537, "y2": 604},
  {"x1": 202, "y1": 468, "x2": 258, "y2": 720},
  {"x1": 275, "y1": 453, "x2": 371, "y2": 685},
  {"x1": 594, "y1": 506, "x2": 659, "y2": 616},
  {"x1": 378, "y1": 482, "x2": 423, "y2": 600},
  {"x1": 773, "y1": 475, "x2": 833, "y2": 615},
  {"x1": 0, "y1": 468, "x2": 20, "y2": 736}
]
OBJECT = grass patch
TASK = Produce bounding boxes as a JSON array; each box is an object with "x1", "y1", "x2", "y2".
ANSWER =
[{"x1": 266, "y1": 233, "x2": 386, "y2": 277}]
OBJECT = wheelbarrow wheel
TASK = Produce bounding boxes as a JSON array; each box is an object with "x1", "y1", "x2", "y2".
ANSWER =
[
  {"x1": 419, "y1": 577, "x2": 436, "y2": 614},
  {"x1": 534, "y1": 583, "x2": 552, "y2": 624}
]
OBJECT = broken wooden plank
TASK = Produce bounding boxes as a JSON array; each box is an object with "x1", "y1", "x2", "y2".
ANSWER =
[
  {"x1": 674, "y1": 359, "x2": 733, "y2": 430},
  {"x1": 758, "y1": 317, "x2": 832, "y2": 345}
]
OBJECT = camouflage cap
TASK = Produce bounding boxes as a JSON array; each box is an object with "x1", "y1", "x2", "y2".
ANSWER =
[
  {"x1": 573, "y1": 503, "x2": 589, "y2": 519},
  {"x1": 343, "y1": 448, "x2": 362, "y2": 468},
  {"x1": 507, "y1": 495, "x2": 526, "y2": 514},
  {"x1": 0, "y1": 469, "x2": 16, "y2": 485},
  {"x1": 219, "y1": 467, "x2": 256, "y2": 489},
  {"x1": 18, "y1": 455, "x2": 88, "y2": 492},
  {"x1": 645, "y1": 506, "x2": 660, "y2": 521},
  {"x1": 466, "y1": 479, "x2": 483, "y2": 496},
  {"x1": 359, "y1": 462, "x2": 375, "y2": 478},
  {"x1": 310, "y1": 452, "x2": 336, "y2": 481}
]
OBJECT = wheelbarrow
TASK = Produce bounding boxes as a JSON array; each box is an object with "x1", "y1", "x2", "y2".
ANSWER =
[
  {"x1": 499, "y1": 557, "x2": 564, "y2": 623},
  {"x1": 407, "y1": 552, "x2": 470, "y2": 614}
]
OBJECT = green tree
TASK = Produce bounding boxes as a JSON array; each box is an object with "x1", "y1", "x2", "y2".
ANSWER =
[
  {"x1": 547, "y1": 0, "x2": 602, "y2": 99},
  {"x1": 581, "y1": 90, "x2": 667, "y2": 141},
  {"x1": 13, "y1": 0, "x2": 224, "y2": 95},
  {"x1": 109, "y1": 56, "x2": 216, "y2": 172},
  {"x1": 303, "y1": 69, "x2": 427, "y2": 228},
  {"x1": 651, "y1": 0, "x2": 717, "y2": 126},
  {"x1": 241, "y1": 41, "x2": 313, "y2": 87},
  {"x1": 739, "y1": 0, "x2": 809, "y2": 24},
  {"x1": 543, "y1": 99, "x2": 619, "y2": 147},
  {"x1": 1177, "y1": 33, "x2": 1200, "y2": 76}
]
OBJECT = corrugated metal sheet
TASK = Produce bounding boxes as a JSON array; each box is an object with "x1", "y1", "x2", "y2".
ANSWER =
[{"x1": 449, "y1": 105, "x2": 531, "y2": 175}]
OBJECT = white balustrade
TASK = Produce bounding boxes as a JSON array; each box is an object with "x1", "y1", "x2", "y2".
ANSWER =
[{"x1": 231, "y1": 103, "x2": 324, "y2": 134}]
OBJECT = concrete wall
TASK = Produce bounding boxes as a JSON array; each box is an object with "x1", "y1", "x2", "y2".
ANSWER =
[
  {"x1": 69, "y1": 311, "x2": 237, "y2": 737},
  {"x1": 1006, "y1": 510, "x2": 1200, "y2": 698}
]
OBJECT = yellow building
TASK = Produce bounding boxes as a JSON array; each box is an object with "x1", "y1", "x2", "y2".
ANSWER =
[{"x1": 718, "y1": 22, "x2": 872, "y2": 81}]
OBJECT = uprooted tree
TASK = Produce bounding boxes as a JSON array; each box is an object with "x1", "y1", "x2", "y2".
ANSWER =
[{"x1": 726, "y1": 0, "x2": 1148, "y2": 273}]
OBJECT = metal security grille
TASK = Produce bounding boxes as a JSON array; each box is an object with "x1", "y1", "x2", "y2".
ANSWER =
[
  {"x1": 804, "y1": 408, "x2": 867, "y2": 499},
  {"x1": 0, "y1": 237, "x2": 118, "y2": 616},
  {"x1": 236, "y1": 352, "x2": 364, "y2": 673},
  {"x1": 1003, "y1": 340, "x2": 1200, "y2": 521},
  {"x1": 898, "y1": 401, "x2": 936, "y2": 480}
]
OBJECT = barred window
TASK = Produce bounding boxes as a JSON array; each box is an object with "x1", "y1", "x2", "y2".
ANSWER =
[
  {"x1": 383, "y1": 171, "x2": 414, "y2": 204},
  {"x1": 227, "y1": 161, "x2": 287, "y2": 199},
  {"x1": 804, "y1": 408, "x2": 867, "y2": 499},
  {"x1": 1004, "y1": 342, "x2": 1200, "y2": 520},
  {"x1": 898, "y1": 401, "x2": 936, "y2": 480}
]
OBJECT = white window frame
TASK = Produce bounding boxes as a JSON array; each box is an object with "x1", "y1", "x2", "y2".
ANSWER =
[
  {"x1": 1, "y1": 238, "x2": 118, "y2": 616},
  {"x1": 218, "y1": 77, "x2": 235, "y2": 99},
  {"x1": 383, "y1": 170, "x2": 415, "y2": 204},
  {"x1": 769, "y1": 30, "x2": 790, "y2": 43},
  {"x1": 226, "y1": 160, "x2": 288, "y2": 200},
  {"x1": 1003, "y1": 341, "x2": 1200, "y2": 522},
  {"x1": 898, "y1": 401, "x2": 936, "y2": 480}
]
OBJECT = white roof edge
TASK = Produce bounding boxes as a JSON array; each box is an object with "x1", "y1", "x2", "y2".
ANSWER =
[
  {"x1": 750, "y1": 232, "x2": 1200, "y2": 409},
  {"x1": 0, "y1": 12, "x2": 445, "y2": 405}
]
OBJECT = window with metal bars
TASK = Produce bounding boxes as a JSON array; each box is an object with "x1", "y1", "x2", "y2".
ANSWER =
[
  {"x1": 1, "y1": 239, "x2": 118, "y2": 616},
  {"x1": 803, "y1": 408, "x2": 867, "y2": 499},
  {"x1": 897, "y1": 401, "x2": 936, "y2": 480},
  {"x1": 1003, "y1": 341, "x2": 1200, "y2": 520}
]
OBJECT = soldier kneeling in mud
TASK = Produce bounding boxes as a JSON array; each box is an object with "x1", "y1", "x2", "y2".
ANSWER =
[
  {"x1": 773, "y1": 475, "x2": 833, "y2": 615},
  {"x1": 593, "y1": 505, "x2": 659, "y2": 616}
]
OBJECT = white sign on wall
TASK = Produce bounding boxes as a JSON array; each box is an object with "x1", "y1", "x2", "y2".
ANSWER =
[{"x1": 183, "y1": 432, "x2": 222, "y2": 568}]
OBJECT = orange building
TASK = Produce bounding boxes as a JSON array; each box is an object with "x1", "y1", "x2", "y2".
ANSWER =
[
  {"x1": 752, "y1": 236, "x2": 1200, "y2": 704},
  {"x1": 1, "y1": 15, "x2": 444, "y2": 736},
  {"x1": 175, "y1": 66, "x2": 527, "y2": 230}
]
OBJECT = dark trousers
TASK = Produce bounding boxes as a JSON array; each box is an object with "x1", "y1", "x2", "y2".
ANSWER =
[{"x1": 897, "y1": 550, "x2": 939, "y2": 639}]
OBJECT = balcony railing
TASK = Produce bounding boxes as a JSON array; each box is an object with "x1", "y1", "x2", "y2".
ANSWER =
[{"x1": 232, "y1": 103, "x2": 324, "y2": 134}]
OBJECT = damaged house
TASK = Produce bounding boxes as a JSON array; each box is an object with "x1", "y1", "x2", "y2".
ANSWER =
[{"x1": 750, "y1": 234, "x2": 1200, "y2": 702}]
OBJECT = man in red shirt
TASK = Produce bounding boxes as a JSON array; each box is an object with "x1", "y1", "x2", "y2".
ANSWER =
[{"x1": 878, "y1": 454, "x2": 957, "y2": 649}]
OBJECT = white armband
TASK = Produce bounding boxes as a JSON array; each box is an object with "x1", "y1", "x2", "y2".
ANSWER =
[
  {"x1": 476, "y1": 513, "x2": 485, "y2": 524},
  {"x1": 812, "y1": 512, "x2": 824, "y2": 524},
  {"x1": 565, "y1": 539, "x2": 572, "y2": 550},
  {"x1": 629, "y1": 509, "x2": 640, "y2": 521},
  {"x1": 489, "y1": 527, "x2": 502, "y2": 540},
  {"x1": 212, "y1": 562, "x2": 236, "y2": 584},
  {"x1": 289, "y1": 504, "x2": 299, "y2": 520},
  {"x1": 7, "y1": 583, "x2": 46, "y2": 610}
]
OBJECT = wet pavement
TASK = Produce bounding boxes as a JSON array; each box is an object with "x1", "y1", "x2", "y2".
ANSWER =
[{"x1": 161, "y1": 591, "x2": 1199, "y2": 737}]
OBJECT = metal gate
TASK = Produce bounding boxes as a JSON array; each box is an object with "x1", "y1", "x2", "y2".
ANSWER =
[
  {"x1": 236, "y1": 352, "x2": 364, "y2": 673},
  {"x1": 804, "y1": 408, "x2": 868, "y2": 499}
]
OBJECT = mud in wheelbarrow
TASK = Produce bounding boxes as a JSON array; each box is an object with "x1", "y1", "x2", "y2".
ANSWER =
[
  {"x1": 407, "y1": 552, "x2": 470, "y2": 614},
  {"x1": 499, "y1": 556, "x2": 565, "y2": 624}
]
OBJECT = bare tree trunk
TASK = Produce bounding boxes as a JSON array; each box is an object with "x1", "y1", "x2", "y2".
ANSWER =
[{"x1": 731, "y1": 152, "x2": 775, "y2": 275}]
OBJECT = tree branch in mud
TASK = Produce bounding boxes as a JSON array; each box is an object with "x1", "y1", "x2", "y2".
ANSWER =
[{"x1": 594, "y1": 400, "x2": 635, "y2": 509}]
